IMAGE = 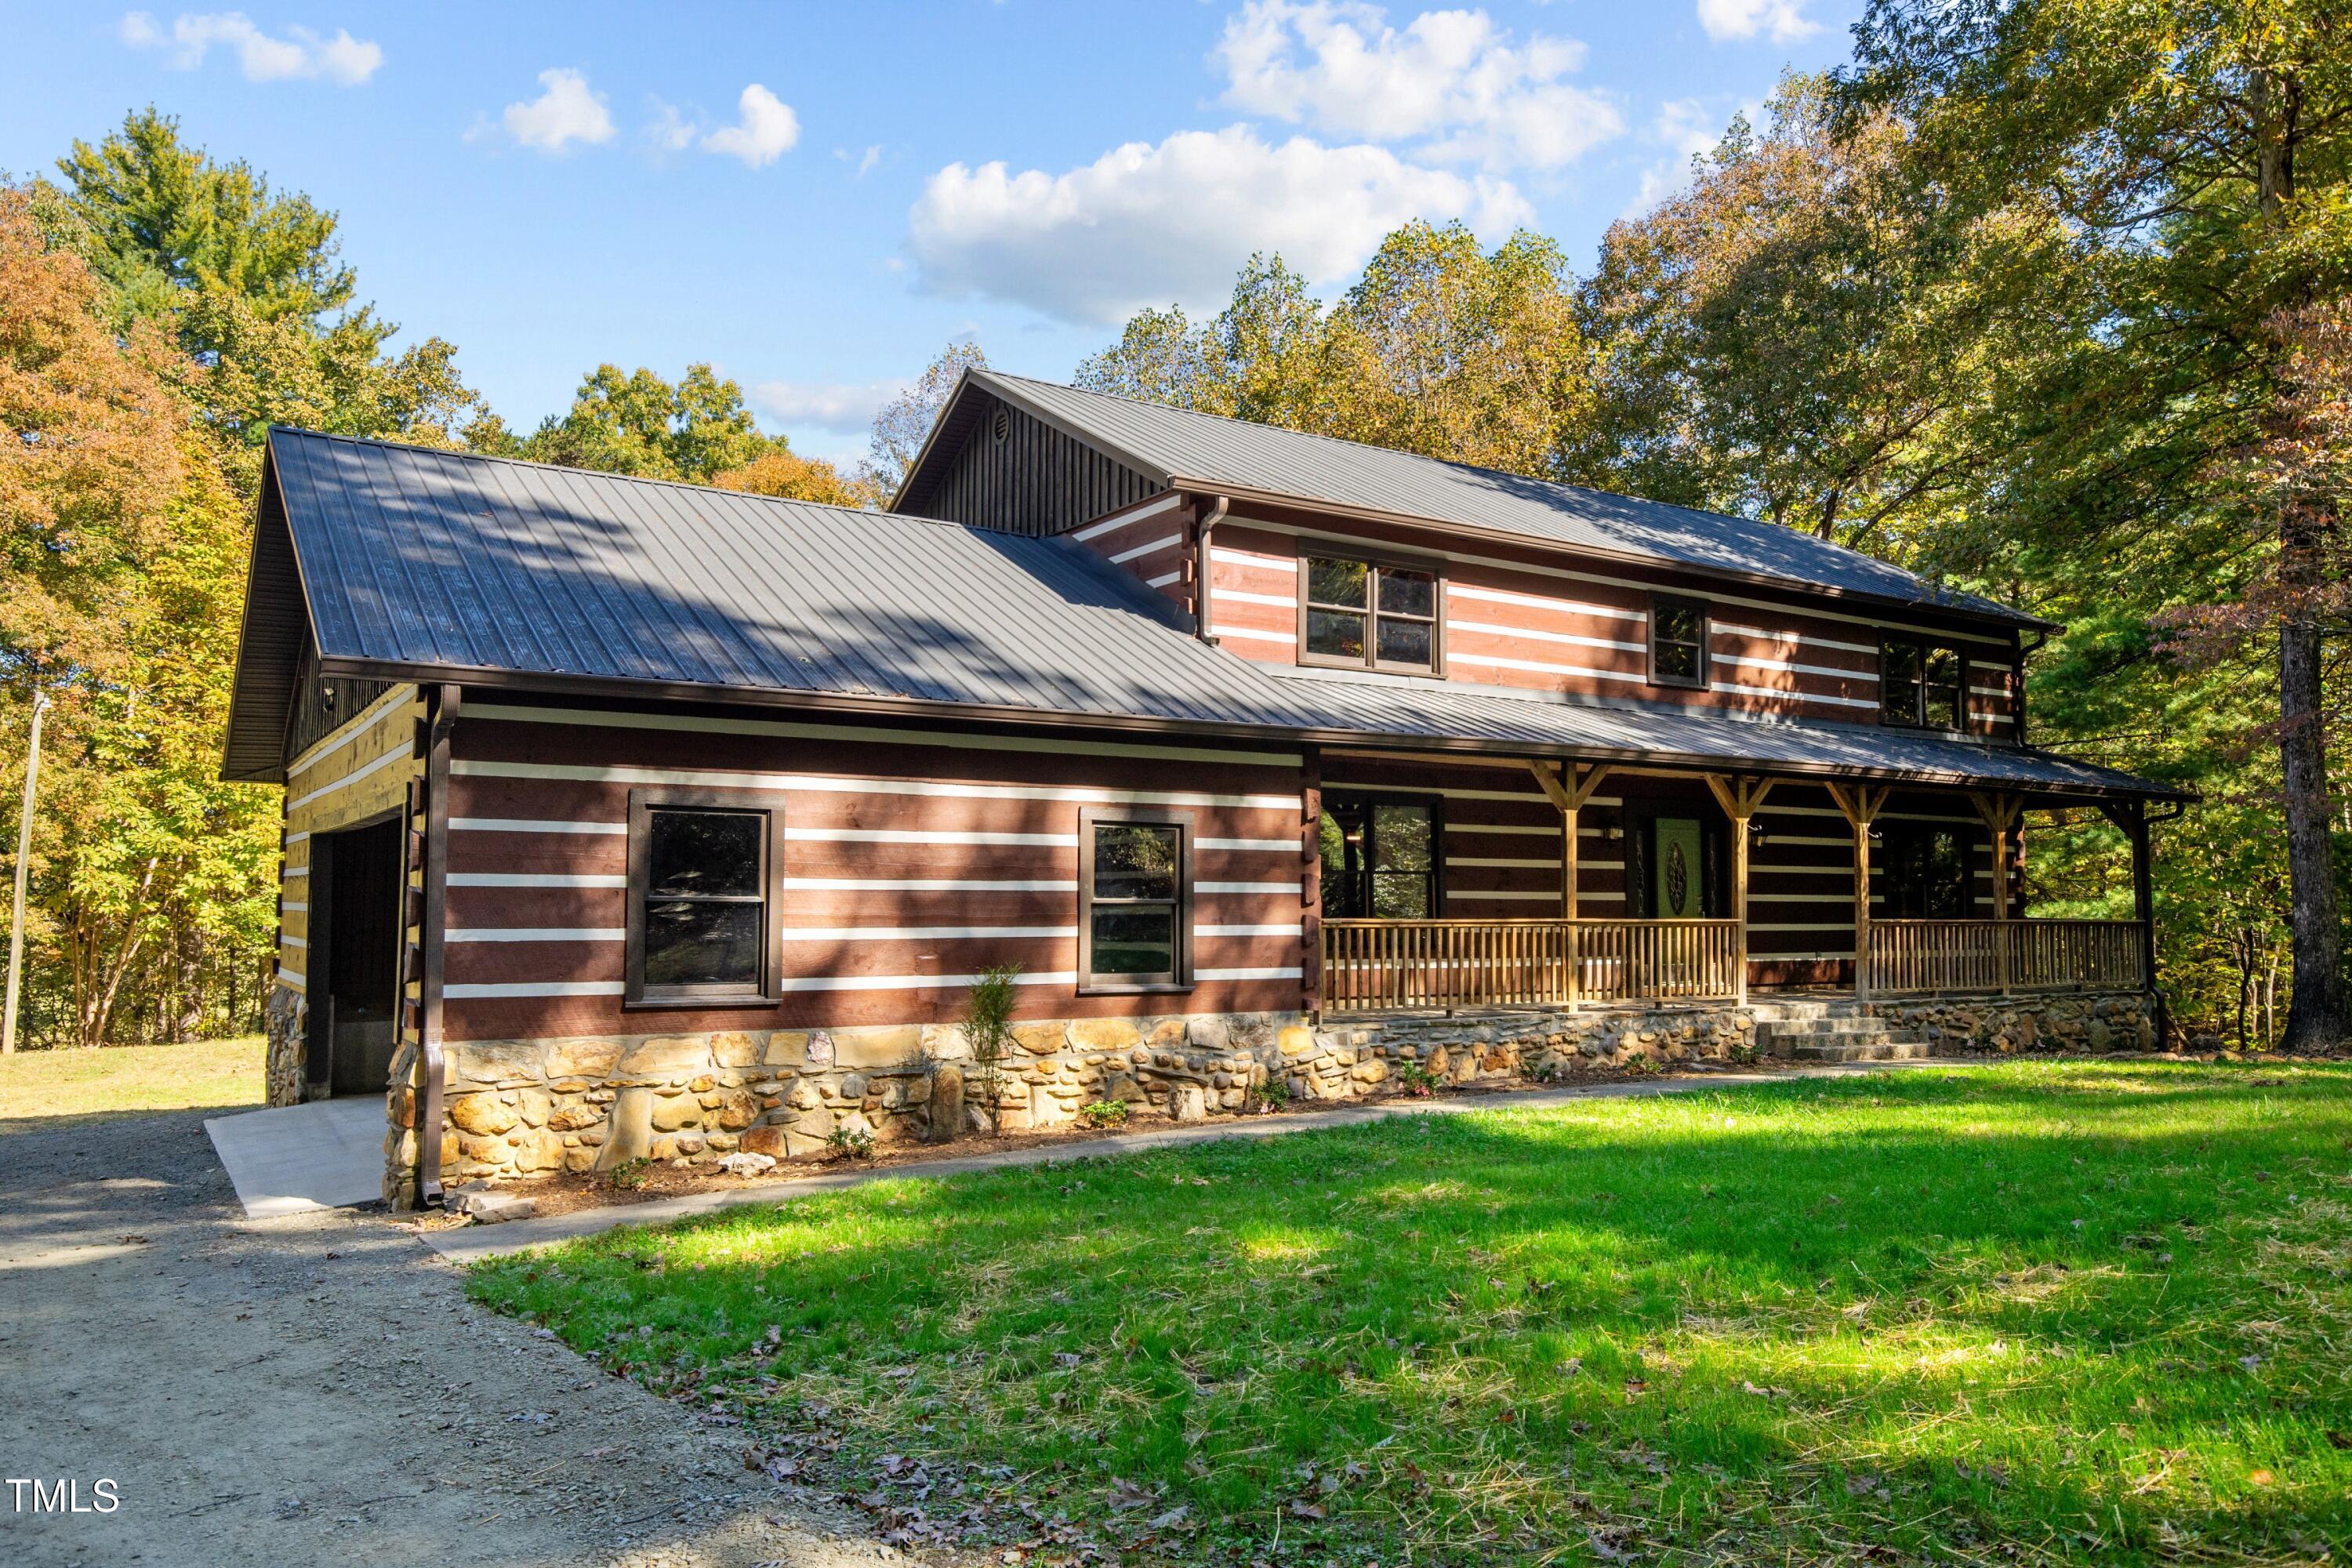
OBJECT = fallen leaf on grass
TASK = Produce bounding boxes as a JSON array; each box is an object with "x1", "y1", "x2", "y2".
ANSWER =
[{"x1": 1288, "y1": 1499, "x2": 1327, "y2": 1519}]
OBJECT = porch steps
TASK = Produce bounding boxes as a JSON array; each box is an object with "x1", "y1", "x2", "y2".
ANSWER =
[{"x1": 1750, "y1": 1003, "x2": 1931, "y2": 1063}]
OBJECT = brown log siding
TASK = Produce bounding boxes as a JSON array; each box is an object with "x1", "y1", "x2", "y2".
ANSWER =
[
  {"x1": 1127, "y1": 507, "x2": 2023, "y2": 731},
  {"x1": 1067, "y1": 492, "x2": 1193, "y2": 612},
  {"x1": 437, "y1": 704, "x2": 1307, "y2": 1040}
]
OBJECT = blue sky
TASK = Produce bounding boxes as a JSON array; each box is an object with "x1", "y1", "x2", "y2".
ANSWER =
[{"x1": 1, "y1": 2, "x2": 1858, "y2": 466}]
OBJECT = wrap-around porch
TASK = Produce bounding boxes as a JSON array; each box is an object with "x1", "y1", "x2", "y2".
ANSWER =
[{"x1": 1308, "y1": 757, "x2": 2160, "y2": 1015}]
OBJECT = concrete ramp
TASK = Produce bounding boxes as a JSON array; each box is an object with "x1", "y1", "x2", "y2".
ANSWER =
[{"x1": 205, "y1": 1097, "x2": 385, "y2": 1218}]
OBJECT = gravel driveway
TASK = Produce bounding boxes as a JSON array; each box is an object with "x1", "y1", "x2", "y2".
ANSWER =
[{"x1": 0, "y1": 1107, "x2": 898, "y2": 1567}]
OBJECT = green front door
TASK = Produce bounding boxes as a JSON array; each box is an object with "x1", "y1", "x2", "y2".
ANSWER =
[{"x1": 1653, "y1": 817, "x2": 1704, "y2": 918}]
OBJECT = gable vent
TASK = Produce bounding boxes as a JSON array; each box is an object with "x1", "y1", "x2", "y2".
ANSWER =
[{"x1": 990, "y1": 405, "x2": 1011, "y2": 444}]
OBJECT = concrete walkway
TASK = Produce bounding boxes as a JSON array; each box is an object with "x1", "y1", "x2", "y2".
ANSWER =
[
  {"x1": 205, "y1": 1095, "x2": 384, "y2": 1218},
  {"x1": 430, "y1": 1057, "x2": 1942, "y2": 1264}
]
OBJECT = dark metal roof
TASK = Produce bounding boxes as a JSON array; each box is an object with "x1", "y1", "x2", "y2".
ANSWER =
[
  {"x1": 900, "y1": 370, "x2": 2049, "y2": 632},
  {"x1": 223, "y1": 427, "x2": 2176, "y2": 801}
]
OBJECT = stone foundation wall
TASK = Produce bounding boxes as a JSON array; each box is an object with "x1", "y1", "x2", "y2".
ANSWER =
[
  {"x1": 416, "y1": 1011, "x2": 1305, "y2": 1194},
  {"x1": 1306, "y1": 1004, "x2": 1760, "y2": 1087},
  {"x1": 1864, "y1": 990, "x2": 2155, "y2": 1054},
  {"x1": 400, "y1": 993, "x2": 2155, "y2": 1202},
  {"x1": 405, "y1": 1003, "x2": 1773, "y2": 1200},
  {"x1": 264, "y1": 987, "x2": 306, "y2": 1108}
]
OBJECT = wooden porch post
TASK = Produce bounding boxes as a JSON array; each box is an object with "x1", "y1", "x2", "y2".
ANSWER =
[
  {"x1": 1971, "y1": 791, "x2": 2023, "y2": 994},
  {"x1": 1703, "y1": 774, "x2": 1777, "y2": 1005},
  {"x1": 1532, "y1": 760, "x2": 1613, "y2": 1009},
  {"x1": 1826, "y1": 782, "x2": 1892, "y2": 1000},
  {"x1": 1301, "y1": 746, "x2": 1323, "y2": 1019},
  {"x1": 2098, "y1": 797, "x2": 2158, "y2": 994}
]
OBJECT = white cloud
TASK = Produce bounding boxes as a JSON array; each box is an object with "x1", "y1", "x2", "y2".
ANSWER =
[
  {"x1": 749, "y1": 378, "x2": 906, "y2": 435},
  {"x1": 702, "y1": 84, "x2": 799, "y2": 168},
  {"x1": 1214, "y1": 0, "x2": 1621, "y2": 171},
  {"x1": 1695, "y1": 0, "x2": 1818, "y2": 44},
  {"x1": 908, "y1": 124, "x2": 1531, "y2": 326},
  {"x1": 117, "y1": 10, "x2": 382, "y2": 84},
  {"x1": 644, "y1": 100, "x2": 696, "y2": 153},
  {"x1": 500, "y1": 67, "x2": 615, "y2": 154}
]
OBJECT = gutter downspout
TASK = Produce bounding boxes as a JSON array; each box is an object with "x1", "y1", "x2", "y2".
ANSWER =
[
  {"x1": 1194, "y1": 495, "x2": 1228, "y2": 643},
  {"x1": 2015, "y1": 630, "x2": 2045, "y2": 748}
]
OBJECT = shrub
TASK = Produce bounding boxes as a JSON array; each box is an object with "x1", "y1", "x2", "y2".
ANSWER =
[
  {"x1": 964, "y1": 964, "x2": 1020, "y2": 1136},
  {"x1": 608, "y1": 1156, "x2": 652, "y2": 1191},
  {"x1": 827, "y1": 1124, "x2": 876, "y2": 1160},
  {"x1": 1080, "y1": 1099, "x2": 1131, "y2": 1128},
  {"x1": 1395, "y1": 1060, "x2": 1441, "y2": 1098},
  {"x1": 1251, "y1": 1074, "x2": 1292, "y2": 1111}
]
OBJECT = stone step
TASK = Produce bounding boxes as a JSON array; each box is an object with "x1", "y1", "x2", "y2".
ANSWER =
[
  {"x1": 1788, "y1": 1037, "x2": 1933, "y2": 1063},
  {"x1": 1750, "y1": 1003, "x2": 1872, "y2": 1023},
  {"x1": 1754, "y1": 1014, "x2": 1885, "y2": 1037}
]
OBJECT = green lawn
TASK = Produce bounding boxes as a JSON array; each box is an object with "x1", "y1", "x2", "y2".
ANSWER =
[
  {"x1": 470, "y1": 1062, "x2": 2352, "y2": 1566},
  {"x1": 0, "y1": 1035, "x2": 265, "y2": 1128}
]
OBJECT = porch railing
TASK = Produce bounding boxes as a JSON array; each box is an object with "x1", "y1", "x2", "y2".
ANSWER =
[
  {"x1": 1319, "y1": 916, "x2": 2150, "y2": 1013},
  {"x1": 1866, "y1": 918, "x2": 2146, "y2": 996},
  {"x1": 1320, "y1": 918, "x2": 1739, "y2": 1012}
]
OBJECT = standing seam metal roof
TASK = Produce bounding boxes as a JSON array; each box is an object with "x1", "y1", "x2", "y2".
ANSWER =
[
  {"x1": 223, "y1": 426, "x2": 2172, "y2": 802},
  {"x1": 927, "y1": 370, "x2": 2043, "y2": 630}
]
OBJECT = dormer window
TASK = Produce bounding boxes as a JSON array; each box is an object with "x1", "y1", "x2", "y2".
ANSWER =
[
  {"x1": 1301, "y1": 556, "x2": 1438, "y2": 673},
  {"x1": 1648, "y1": 595, "x2": 1708, "y2": 688},
  {"x1": 1882, "y1": 638, "x2": 1964, "y2": 730}
]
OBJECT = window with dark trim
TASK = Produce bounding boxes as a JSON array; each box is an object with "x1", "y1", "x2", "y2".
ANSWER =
[
  {"x1": 1880, "y1": 821, "x2": 1974, "y2": 919},
  {"x1": 1318, "y1": 795, "x2": 1441, "y2": 918},
  {"x1": 625, "y1": 789, "x2": 785, "y2": 1006},
  {"x1": 1301, "y1": 556, "x2": 1439, "y2": 672},
  {"x1": 1649, "y1": 595, "x2": 1708, "y2": 688},
  {"x1": 1881, "y1": 637, "x2": 1964, "y2": 730},
  {"x1": 1079, "y1": 809, "x2": 1192, "y2": 992}
]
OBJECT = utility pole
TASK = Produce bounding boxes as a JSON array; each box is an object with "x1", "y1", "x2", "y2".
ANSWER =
[{"x1": 3, "y1": 690, "x2": 51, "y2": 1056}]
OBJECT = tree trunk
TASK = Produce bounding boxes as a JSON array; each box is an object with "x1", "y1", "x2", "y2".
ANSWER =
[
  {"x1": 2278, "y1": 593, "x2": 2346, "y2": 1048},
  {"x1": 2259, "y1": 69, "x2": 2345, "y2": 1051}
]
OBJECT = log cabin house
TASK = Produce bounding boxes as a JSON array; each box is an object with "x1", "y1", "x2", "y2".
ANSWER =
[{"x1": 221, "y1": 370, "x2": 2188, "y2": 1206}]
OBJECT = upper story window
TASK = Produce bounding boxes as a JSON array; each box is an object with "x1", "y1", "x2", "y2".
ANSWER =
[
  {"x1": 1648, "y1": 595, "x2": 1709, "y2": 688},
  {"x1": 1079, "y1": 810, "x2": 1192, "y2": 992},
  {"x1": 1301, "y1": 556, "x2": 1439, "y2": 673},
  {"x1": 1882, "y1": 639, "x2": 1964, "y2": 730},
  {"x1": 626, "y1": 790, "x2": 783, "y2": 1005}
]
